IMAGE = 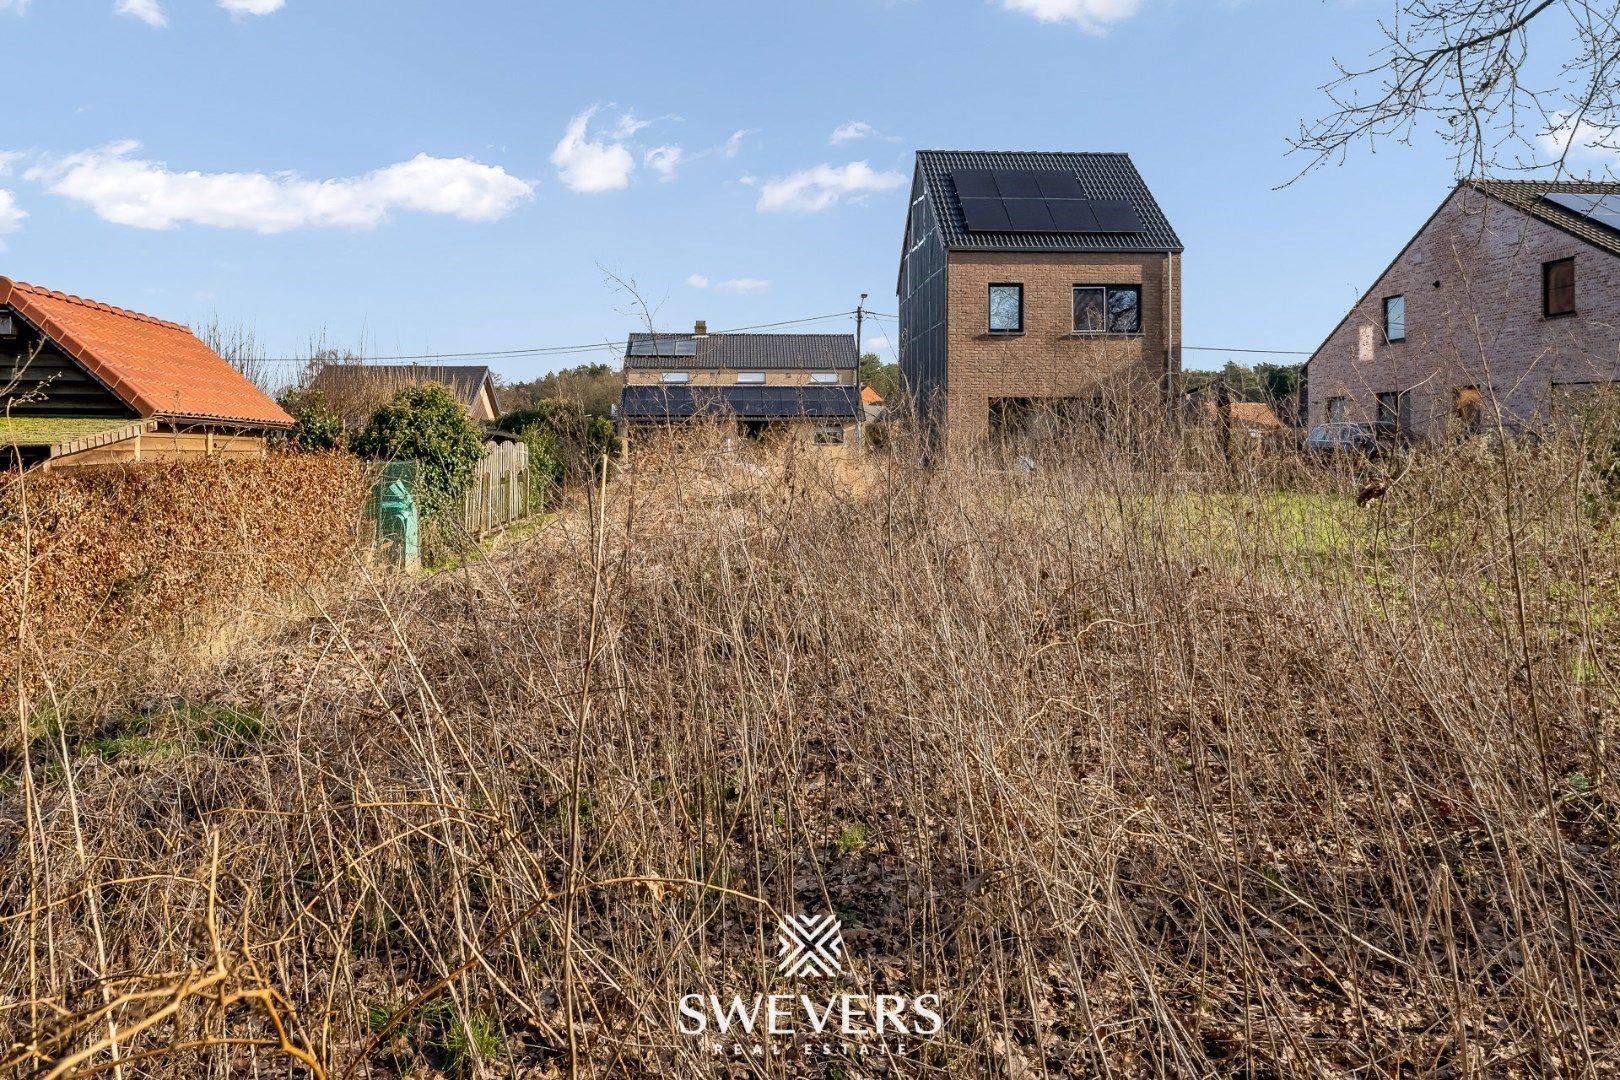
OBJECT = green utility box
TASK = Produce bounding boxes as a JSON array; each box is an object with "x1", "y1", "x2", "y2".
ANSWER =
[{"x1": 364, "y1": 461, "x2": 421, "y2": 572}]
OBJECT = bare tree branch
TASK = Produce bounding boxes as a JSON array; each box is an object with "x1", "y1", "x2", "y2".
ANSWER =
[{"x1": 1291, "y1": 0, "x2": 1620, "y2": 181}]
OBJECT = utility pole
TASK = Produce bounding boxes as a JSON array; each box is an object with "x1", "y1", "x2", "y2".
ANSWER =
[{"x1": 855, "y1": 293, "x2": 868, "y2": 361}]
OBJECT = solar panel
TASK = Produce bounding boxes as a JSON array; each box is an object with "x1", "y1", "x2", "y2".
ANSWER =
[
  {"x1": 950, "y1": 170, "x2": 998, "y2": 198},
  {"x1": 949, "y1": 167, "x2": 1144, "y2": 235},
  {"x1": 959, "y1": 197, "x2": 1013, "y2": 232},
  {"x1": 1088, "y1": 200, "x2": 1143, "y2": 233},
  {"x1": 1047, "y1": 200, "x2": 1100, "y2": 232},
  {"x1": 994, "y1": 171, "x2": 1044, "y2": 198},
  {"x1": 1035, "y1": 173, "x2": 1084, "y2": 201},
  {"x1": 628, "y1": 338, "x2": 698, "y2": 357},
  {"x1": 1004, "y1": 199, "x2": 1055, "y2": 231},
  {"x1": 1544, "y1": 191, "x2": 1620, "y2": 233}
]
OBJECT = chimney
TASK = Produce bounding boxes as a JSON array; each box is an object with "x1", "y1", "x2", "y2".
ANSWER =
[{"x1": 694, "y1": 319, "x2": 708, "y2": 338}]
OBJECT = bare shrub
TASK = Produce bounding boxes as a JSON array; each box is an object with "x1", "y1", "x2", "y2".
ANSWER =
[{"x1": 1, "y1": 421, "x2": 1616, "y2": 1078}]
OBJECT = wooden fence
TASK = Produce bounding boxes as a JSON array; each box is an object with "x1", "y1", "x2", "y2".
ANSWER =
[{"x1": 462, "y1": 438, "x2": 530, "y2": 536}]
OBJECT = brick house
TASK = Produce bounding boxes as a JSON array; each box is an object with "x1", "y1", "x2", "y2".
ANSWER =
[
  {"x1": 1305, "y1": 180, "x2": 1620, "y2": 438},
  {"x1": 0, "y1": 277, "x2": 292, "y2": 469},
  {"x1": 897, "y1": 150, "x2": 1184, "y2": 449},
  {"x1": 617, "y1": 322, "x2": 862, "y2": 449}
]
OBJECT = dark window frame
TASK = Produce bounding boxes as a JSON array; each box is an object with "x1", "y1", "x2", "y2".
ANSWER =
[
  {"x1": 1325, "y1": 396, "x2": 1347, "y2": 424},
  {"x1": 1072, "y1": 284, "x2": 1144, "y2": 335},
  {"x1": 1376, "y1": 388, "x2": 1412, "y2": 434},
  {"x1": 1543, "y1": 257, "x2": 1576, "y2": 318},
  {"x1": 988, "y1": 283, "x2": 1024, "y2": 334},
  {"x1": 1383, "y1": 295, "x2": 1406, "y2": 344}
]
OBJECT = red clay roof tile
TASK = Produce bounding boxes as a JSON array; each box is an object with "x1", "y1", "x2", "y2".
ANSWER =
[{"x1": 0, "y1": 277, "x2": 292, "y2": 428}]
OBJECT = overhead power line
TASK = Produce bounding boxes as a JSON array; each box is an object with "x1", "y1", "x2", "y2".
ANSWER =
[
  {"x1": 248, "y1": 309, "x2": 865, "y2": 364},
  {"x1": 1183, "y1": 345, "x2": 1311, "y2": 357},
  {"x1": 242, "y1": 306, "x2": 1312, "y2": 366}
]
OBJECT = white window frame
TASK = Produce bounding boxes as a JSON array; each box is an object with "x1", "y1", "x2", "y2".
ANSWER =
[
  {"x1": 660, "y1": 371, "x2": 691, "y2": 384},
  {"x1": 809, "y1": 372, "x2": 839, "y2": 384},
  {"x1": 736, "y1": 371, "x2": 766, "y2": 384}
]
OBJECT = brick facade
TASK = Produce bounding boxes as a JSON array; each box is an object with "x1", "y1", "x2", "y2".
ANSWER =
[
  {"x1": 941, "y1": 251, "x2": 1181, "y2": 446},
  {"x1": 624, "y1": 367, "x2": 854, "y2": 387},
  {"x1": 1306, "y1": 184, "x2": 1620, "y2": 437}
]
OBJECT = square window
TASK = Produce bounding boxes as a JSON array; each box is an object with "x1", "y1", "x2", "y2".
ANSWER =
[
  {"x1": 0, "y1": 311, "x2": 14, "y2": 337},
  {"x1": 1383, "y1": 296, "x2": 1406, "y2": 343},
  {"x1": 809, "y1": 372, "x2": 839, "y2": 384},
  {"x1": 988, "y1": 284, "x2": 1023, "y2": 333},
  {"x1": 660, "y1": 371, "x2": 690, "y2": 384},
  {"x1": 736, "y1": 371, "x2": 765, "y2": 384},
  {"x1": 1544, "y1": 257, "x2": 1576, "y2": 317},
  {"x1": 1326, "y1": 396, "x2": 1347, "y2": 423},
  {"x1": 1072, "y1": 286, "x2": 1142, "y2": 333},
  {"x1": 814, "y1": 426, "x2": 845, "y2": 445}
]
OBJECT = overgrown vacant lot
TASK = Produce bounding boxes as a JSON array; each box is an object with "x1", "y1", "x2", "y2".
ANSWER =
[{"x1": 2, "y1": 427, "x2": 1617, "y2": 1078}]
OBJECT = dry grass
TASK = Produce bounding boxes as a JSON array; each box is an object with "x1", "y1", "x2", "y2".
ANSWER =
[{"x1": 1, "y1": 419, "x2": 1617, "y2": 1078}]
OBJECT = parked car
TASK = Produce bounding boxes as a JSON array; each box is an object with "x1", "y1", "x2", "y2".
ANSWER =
[{"x1": 1302, "y1": 421, "x2": 1397, "y2": 459}]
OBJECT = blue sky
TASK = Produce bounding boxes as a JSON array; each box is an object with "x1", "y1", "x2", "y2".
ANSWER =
[{"x1": 0, "y1": 0, "x2": 1607, "y2": 380}]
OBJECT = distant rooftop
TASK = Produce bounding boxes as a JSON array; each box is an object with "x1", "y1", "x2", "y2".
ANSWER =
[
  {"x1": 307, "y1": 363, "x2": 496, "y2": 412},
  {"x1": 1468, "y1": 178, "x2": 1620, "y2": 259},
  {"x1": 624, "y1": 330, "x2": 857, "y2": 370}
]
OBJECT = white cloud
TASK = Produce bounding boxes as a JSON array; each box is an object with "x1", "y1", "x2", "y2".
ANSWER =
[
  {"x1": 998, "y1": 0, "x2": 1143, "y2": 33},
  {"x1": 0, "y1": 190, "x2": 25, "y2": 234},
  {"x1": 611, "y1": 111, "x2": 655, "y2": 140},
  {"x1": 720, "y1": 130, "x2": 751, "y2": 158},
  {"x1": 645, "y1": 145, "x2": 684, "y2": 181},
  {"x1": 756, "y1": 161, "x2": 905, "y2": 213},
  {"x1": 0, "y1": 152, "x2": 19, "y2": 177},
  {"x1": 219, "y1": 0, "x2": 284, "y2": 13},
  {"x1": 28, "y1": 141, "x2": 533, "y2": 233},
  {"x1": 686, "y1": 273, "x2": 768, "y2": 292},
  {"x1": 550, "y1": 106, "x2": 637, "y2": 193},
  {"x1": 1539, "y1": 112, "x2": 1620, "y2": 168},
  {"x1": 830, "y1": 121, "x2": 878, "y2": 144},
  {"x1": 715, "y1": 278, "x2": 770, "y2": 293},
  {"x1": 115, "y1": 0, "x2": 167, "y2": 27},
  {"x1": 0, "y1": 0, "x2": 33, "y2": 12}
]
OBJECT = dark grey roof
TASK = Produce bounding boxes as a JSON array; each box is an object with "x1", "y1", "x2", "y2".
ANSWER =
[
  {"x1": 915, "y1": 150, "x2": 1182, "y2": 253},
  {"x1": 620, "y1": 384, "x2": 861, "y2": 419},
  {"x1": 624, "y1": 333, "x2": 857, "y2": 370},
  {"x1": 1469, "y1": 178, "x2": 1620, "y2": 259},
  {"x1": 308, "y1": 363, "x2": 495, "y2": 411}
]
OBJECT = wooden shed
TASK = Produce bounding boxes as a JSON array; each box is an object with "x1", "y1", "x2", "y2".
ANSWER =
[{"x1": 0, "y1": 277, "x2": 292, "y2": 469}]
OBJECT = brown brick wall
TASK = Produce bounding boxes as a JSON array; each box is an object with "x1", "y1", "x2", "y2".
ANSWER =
[
  {"x1": 624, "y1": 368, "x2": 854, "y2": 387},
  {"x1": 1307, "y1": 185, "x2": 1620, "y2": 436},
  {"x1": 943, "y1": 251, "x2": 1180, "y2": 447}
]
